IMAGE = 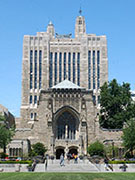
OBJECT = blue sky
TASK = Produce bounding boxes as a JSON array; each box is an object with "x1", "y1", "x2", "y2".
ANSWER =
[{"x1": 0, "y1": 0, "x2": 135, "y2": 117}]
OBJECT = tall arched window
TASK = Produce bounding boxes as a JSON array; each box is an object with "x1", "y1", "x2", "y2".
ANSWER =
[{"x1": 56, "y1": 111, "x2": 77, "y2": 140}]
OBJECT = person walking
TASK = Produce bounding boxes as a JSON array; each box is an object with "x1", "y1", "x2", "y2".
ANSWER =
[
  {"x1": 60, "y1": 153, "x2": 65, "y2": 166},
  {"x1": 104, "y1": 157, "x2": 113, "y2": 171},
  {"x1": 44, "y1": 154, "x2": 49, "y2": 171}
]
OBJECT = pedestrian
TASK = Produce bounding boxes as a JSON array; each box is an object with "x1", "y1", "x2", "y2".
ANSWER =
[
  {"x1": 67, "y1": 153, "x2": 70, "y2": 164},
  {"x1": 104, "y1": 157, "x2": 113, "y2": 171},
  {"x1": 44, "y1": 154, "x2": 49, "y2": 171},
  {"x1": 104, "y1": 157, "x2": 109, "y2": 171},
  {"x1": 74, "y1": 154, "x2": 78, "y2": 164},
  {"x1": 32, "y1": 160, "x2": 37, "y2": 172},
  {"x1": 120, "y1": 163, "x2": 128, "y2": 172},
  {"x1": 60, "y1": 153, "x2": 65, "y2": 166}
]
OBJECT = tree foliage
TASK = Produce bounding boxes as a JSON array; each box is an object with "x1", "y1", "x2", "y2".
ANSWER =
[
  {"x1": 87, "y1": 141, "x2": 105, "y2": 157},
  {"x1": 122, "y1": 119, "x2": 135, "y2": 156},
  {"x1": 99, "y1": 79, "x2": 135, "y2": 129},
  {"x1": 0, "y1": 114, "x2": 15, "y2": 153},
  {"x1": 30, "y1": 142, "x2": 47, "y2": 157}
]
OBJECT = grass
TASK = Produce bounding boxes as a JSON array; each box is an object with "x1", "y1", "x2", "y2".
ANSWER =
[{"x1": 0, "y1": 173, "x2": 135, "y2": 180}]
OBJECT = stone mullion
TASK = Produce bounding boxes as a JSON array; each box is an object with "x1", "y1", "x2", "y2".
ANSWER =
[
  {"x1": 71, "y1": 51, "x2": 73, "y2": 83},
  {"x1": 61, "y1": 52, "x2": 64, "y2": 81},
  {"x1": 37, "y1": 41, "x2": 39, "y2": 97},
  {"x1": 75, "y1": 52, "x2": 77, "y2": 85},
  {"x1": 66, "y1": 52, "x2": 68, "y2": 79},
  {"x1": 32, "y1": 45, "x2": 35, "y2": 105},
  {"x1": 91, "y1": 49, "x2": 93, "y2": 90},
  {"x1": 52, "y1": 52, "x2": 55, "y2": 87},
  {"x1": 95, "y1": 49, "x2": 97, "y2": 90}
]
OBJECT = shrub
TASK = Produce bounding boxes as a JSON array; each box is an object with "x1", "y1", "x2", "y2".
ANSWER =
[
  {"x1": 29, "y1": 142, "x2": 47, "y2": 157},
  {"x1": 0, "y1": 152, "x2": 8, "y2": 158},
  {"x1": 88, "y1": 141, "x2": 105, "y2": 157}
]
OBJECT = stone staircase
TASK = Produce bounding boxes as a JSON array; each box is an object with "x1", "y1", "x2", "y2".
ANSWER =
[{"x1": 35, "y1": 159, "x2": 99, "y2": 172}]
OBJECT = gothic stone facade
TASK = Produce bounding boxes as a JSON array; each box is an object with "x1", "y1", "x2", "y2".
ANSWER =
[{"x1": 8, "y1": 14, "x2": 122, "y2": 158}]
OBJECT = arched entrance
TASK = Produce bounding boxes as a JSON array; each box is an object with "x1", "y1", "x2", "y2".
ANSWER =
[
  {"x1": 69, "y1": 148, "x2": 78, "y2": 155},
  {"x1": 56, "y1": 110, "x2": 79, "y2": 140},
  {"x1": 56, "y1": 148, "x2": 65, "y2": 159}
]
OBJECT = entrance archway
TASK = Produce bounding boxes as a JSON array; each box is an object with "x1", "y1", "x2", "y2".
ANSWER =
[
  {"x1": 69, "y1": 148, "x2": 78, "y2": 156},
  {"x1": 56, "y1": 148, "x2": 64, "y2": 159},
  {"x1": 56, "y1": 110, "x2": 79, "y2": 140}
]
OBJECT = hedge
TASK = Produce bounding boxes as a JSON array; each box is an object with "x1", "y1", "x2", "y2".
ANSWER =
[
  {"x1": 0, "y1": 160, "x2": 32, "y2": 164},
  {"x1": 109, "y1": 160, "x2": 135, "y2": 164}
]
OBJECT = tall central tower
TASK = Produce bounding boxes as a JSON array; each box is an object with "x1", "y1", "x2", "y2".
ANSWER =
[
  {"x1": 20, "y1": 14, "x2": 108, "y2": 125},
  {"x1": 75, "y1": 15, "x2": 86, "y2": 37}
]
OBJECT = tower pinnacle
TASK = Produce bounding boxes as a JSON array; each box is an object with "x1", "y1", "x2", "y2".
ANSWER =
[{"x1": 79, "y1": 7, "x2": 82, "y2": 16}]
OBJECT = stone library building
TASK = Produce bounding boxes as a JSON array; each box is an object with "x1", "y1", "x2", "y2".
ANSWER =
[{"x1": 8, "y1": 13, "x2": 122, "y2": 159}]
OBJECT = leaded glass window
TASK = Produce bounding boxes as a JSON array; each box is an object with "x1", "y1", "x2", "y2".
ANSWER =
[
  {"x1": 30, "y1": 50, "x2": 33, "y2": 89},
  {"x1": 93, "y1": 51, "x2": 95, "y2": 89},
  {"x1": 57, "y1": 111, "x2": 77, "y2": 140},
  {"x1": 97, "y1": 50, "x2": 100, "y2": 89},
  {"x1": 49, "y1": 52, "x2": 53, "y2": 87},
  {"x1": 88, "y1": 50, "x2": 91, "y2": 89},
  {"x1": 39, "y1": 50, "x2": 42, "y2": 89},
  {"x1": 73, "y1": 53, "x2": 76, "y2": 83},
  {"x1": 77, "y1": 52, "x2": 80, "y2": 86},
  {"x1": 34, "y1": 50, "x2": 37, "y2": 89}
]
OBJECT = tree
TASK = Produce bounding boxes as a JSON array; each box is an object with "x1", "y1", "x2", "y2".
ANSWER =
[
  {"x1": 87, "y1": 141, "x2": 105, "y2": 157},
  {"x1": 30, "y1": 142, "x2": 47, "y2": 157},
  {"x1": 122, "y1": 119, "x2": 135, "y2": 157},
  {"x1": 0, "y1": 114, "x2": 15, "y2": 153},
  {"x1": 99, "y1": 79, "x2": 135, "y2": 129}
]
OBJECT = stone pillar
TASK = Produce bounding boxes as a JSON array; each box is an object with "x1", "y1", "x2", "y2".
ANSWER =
[{"x1": 50, "y1": 135, "x2": 55, "y2": 155}]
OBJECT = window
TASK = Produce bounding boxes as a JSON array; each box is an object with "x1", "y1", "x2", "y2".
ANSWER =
[
  {"x1": 59, "y1": 52, "x2": 62, "y2": 82},
  {"x1": 57, "y1": 111, "x2": 77, "y2": 140},
  {"x1": 68, "y1": 53, "x2": 71, "y2": 81},
  {"x1": 39, "y1": 50, "x2": 42, "y2": 89},
  {"x1": 93, "y1": 95, "x2": 96, "y2": 104},
  {"x1": 77, "y1": 52, "x2": 80, "y2": 86},
  {"x1": 54, "y1": 52, "x2": 57, "y2": 85},
  {"x1": 49, "y1": 52, "x2": 53, "y2": 87},
  {"x1": 88, "y1": 50, "x2": 91, "y2": 89},
  {"x1": 30, "y1": 113, "x2": 33, "y2": 120},
  {"x1": 79, "y1": 19, "x2": 82, "y2": 25},
  {"x1": 34, "y1": 113, "x2": 37, "y2": 120},
  {"x1": 93, "y1": 51, "x2": 95, "y2": 89},
  {"x1": 30, "y1": 74, "x2": 32, "y2": 90},
  {"x1": 64, "y1": 52, "x2": 66, "y2": 80},
  {"x1": 30, "y1": 95, "x2": 32, "y2": 104},
  {"x1": 34, "y1": 50, "x2": 37, "y2": 89},
  {"x1": 97, "y1": 51, "x2": 100, "y2": 89},
  {"x1": 73, "y1": 53, "x2": 76, "y2": 83},
  {"x1": 30, "y1": 50, "x2": 33, "y2": 89},
  {"x1": 34, "y1": 95, "x2": 37, "y2": 104}
]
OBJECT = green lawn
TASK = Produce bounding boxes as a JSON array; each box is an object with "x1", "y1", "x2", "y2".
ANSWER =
[{"x1": 0, "y1": 173, "x2": 135, "y2": 180}]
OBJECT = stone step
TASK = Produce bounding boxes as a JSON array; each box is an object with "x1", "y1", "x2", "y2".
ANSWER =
[{"x1": 35, "y1": 161, "x2": 99, "y2": 172}]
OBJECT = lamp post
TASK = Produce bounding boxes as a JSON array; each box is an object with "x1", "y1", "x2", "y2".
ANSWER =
[
  {"x1": 21, "y1": 141, "x2": 23, "y2": 160},
  {"x1": 112, "y1": 141, "x2": 115, "y2": 159}
]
